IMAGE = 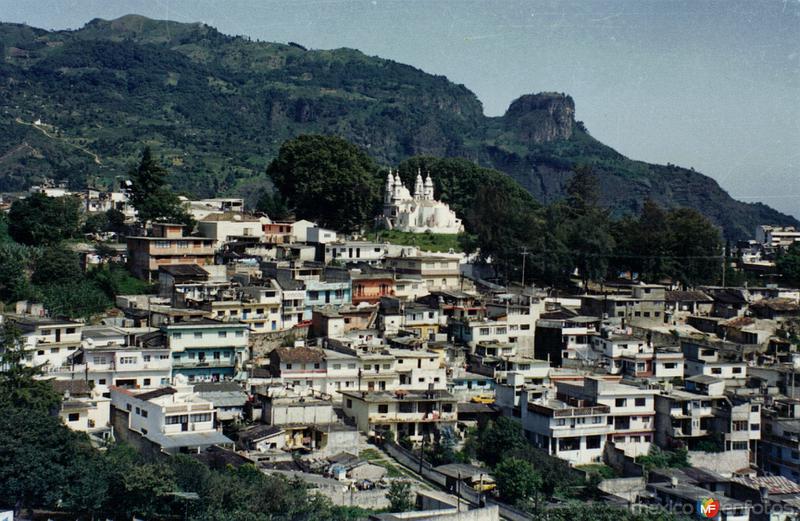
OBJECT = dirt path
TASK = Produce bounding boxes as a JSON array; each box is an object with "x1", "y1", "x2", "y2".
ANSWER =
[{"x1": 14, "y1": 117, "x2": 102, "y2": 164}]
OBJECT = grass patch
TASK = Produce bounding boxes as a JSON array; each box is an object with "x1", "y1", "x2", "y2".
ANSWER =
[
  {"x1": 575, "y1": 464, "x2": 619, "y2": 479},
  {"x1": 359, "y1": 448, "x2": 383, "y2": 461},
  {"x1": 365, "y1": 229, "x2": 463, "y2": 253}
]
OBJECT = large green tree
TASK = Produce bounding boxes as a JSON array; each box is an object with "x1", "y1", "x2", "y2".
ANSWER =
[
  {"x1": 267, "y1": 135, "x2": 381, "y2": 232},
  {"x1": 777, "y1": 243, "x2": 800, "y2": 288},
  {"x1": 8, "y1": 193, "x2": 81, "y2": 246},
  {"x1": 477, "y1": 417, "x2": 528, "y2": 467},
  {"x1": 558, "y1": 166, "x2": 615, "y2": 289},
  {"x1": 386, "y1": 480, "x2": 414, "y2": 512},
  {"x1": 494, "y1": 457, "x2": 543, "y2": 509},
  {"x1": 129, "y1": 147, "x2": 194, "y2": 228}
]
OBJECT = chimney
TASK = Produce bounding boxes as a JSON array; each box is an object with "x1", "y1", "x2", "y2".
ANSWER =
[{"x1": 670, "y1": 476, "x2": 678, "y2": 488}]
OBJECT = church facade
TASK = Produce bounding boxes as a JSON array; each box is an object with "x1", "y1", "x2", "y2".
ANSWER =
[{"x1": 379, "y1": 170, "x2": 464, "y2": 235}]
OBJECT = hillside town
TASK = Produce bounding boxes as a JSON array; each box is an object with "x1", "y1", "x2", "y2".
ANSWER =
[{"x1": 4, "y1": 166, "x2": 800, "y2": 521}]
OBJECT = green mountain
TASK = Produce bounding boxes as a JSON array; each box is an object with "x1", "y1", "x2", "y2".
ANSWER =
[{"x1": 0, "y1": 14, "x2": 794, "y2": 239}]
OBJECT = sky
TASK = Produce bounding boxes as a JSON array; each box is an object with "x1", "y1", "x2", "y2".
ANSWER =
[{"x1": 2, "y1": 0, "x2": 799, "y2": 218}]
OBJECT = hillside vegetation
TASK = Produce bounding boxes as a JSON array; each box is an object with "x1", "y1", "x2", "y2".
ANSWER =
[{"x1": 0, "y1": 14, "x2": 794, "y2": 239}]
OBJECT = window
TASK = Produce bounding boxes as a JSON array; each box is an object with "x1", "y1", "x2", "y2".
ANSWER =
[
  {"x1": 213, "y1": 352, "x2": 221, "y2": 360},
  {"x1": 346, "y1": 399, "x2": 353, "y2": 408},
  {"x1": 520, "y1": 324, "x2": 530, "y2": 331},
  {"x1": 66, "y1": 412, "x2": 80, "y2": 422},
  {"x1": 664, "y1": 363, "x2": 677, "y2": 369},
  {"x1": 332, "y1": 364, "x2": 342, "y2": 370},
  {"x1": 98, "y1": 379, "x2": 106, "y2": 385},
  {"x1": 191, "y1": 413, "x2": 212, "y2": 422},
  {"x1": 348, "y1": 363, "x2": 356, "y2": 369},
  {"x1": 732, "y1": 367, "x2": 742, "y2": 374},
  {"x1": 377, "y1": 404, "x2": 389, "y2": 414},
  {"x1": 751, "y1": 423, "x2": 760, "y2": 431},
  {"x1": 479, "y1": 327, "x2": 490, "y2": 336},
  {"x1": 141, "y1": 409, "x2": 148, "y2": 418},
  {"x1": 126, "y1": 404, "x2": 132, "y2": 411},
  {"x1": 383, "y1": 363, "x2": 391, "y2": 369},
  {"x1": 286, "y1": 363, "x2": 293, "y2": 369},
  {"x1": 218, "y1": 331, "x2": 227, "y2": 338},
  {"x1": 635, "y1": 398, "x2": 646, "y2": 407},
  {"x1": 120, "y1": 356, "x2": 137, "y2": 365},
  {"x1": 135, "y1": 407, "x2": 140, "y2": 415},
  {"x1": 711, "y1": 368, "x2": 722, "y2": 375},
  {"x1": 615, "y1": 398, "x2": 627, "y2": 407},
  {"x1": 50, "y1": 347, "x2": 60, "y2": 353},
  {"x1": 586, "y1": 435, "x2": 601, "y2": 449},
  {"x1": 235, "y1": 331, "x2": 244, "y2": 337},
  {"x1": 173, "y1": 332, "x2": 182, "y2": 339},
  {"x1": 496, "y1": 327, "x2": 507, "y2": 335},
  {"x1": 194, "y1": 332, "x2": 203, "y2": 338},
  {"x1": 143, "y1": 355, "x2": 151, "y2": 362}
]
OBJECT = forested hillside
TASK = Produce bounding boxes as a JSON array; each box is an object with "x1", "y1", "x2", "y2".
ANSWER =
[{"x1": 0, "y1": 14, "x2": 794, "y2": 239}]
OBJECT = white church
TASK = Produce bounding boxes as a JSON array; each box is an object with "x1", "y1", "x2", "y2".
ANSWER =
[{"x1": 379, "y1": 169, "x2": 464, "y2": 234}]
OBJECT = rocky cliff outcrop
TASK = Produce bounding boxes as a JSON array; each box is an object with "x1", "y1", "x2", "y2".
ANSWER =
[{"x1": 501, "y1": 93, "x2": 575, "y2": 144}]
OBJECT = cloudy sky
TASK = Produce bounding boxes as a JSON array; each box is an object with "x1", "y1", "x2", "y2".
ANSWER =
[{"x1": 3, "y1": 0, "x2": 799, "y2": 217}]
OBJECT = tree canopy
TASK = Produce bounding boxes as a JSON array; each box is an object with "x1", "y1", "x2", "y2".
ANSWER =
[
  {"x1": 267, "y1": 135, "x2": 382, "y2": 232},
  {"x1": 129, "y1": 147, "x2": 194, "y2": 228},
  {"x1": 8, "y1": 193, "x2": 81, "y2": 246}
]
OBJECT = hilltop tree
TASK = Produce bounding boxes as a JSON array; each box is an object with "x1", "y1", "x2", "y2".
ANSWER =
[
  {"x1": 267, "y1": 135, "x2": 381, "y2": 232},
  {"x1": 557, "y1": 166, "x2": 615, "y2": 288},
  {"x1": 8, "y1": 193, "x2": 81, "y2": 246},
  {"x1": 129, "y1": 147, "x2": 194, "y2": 229}
]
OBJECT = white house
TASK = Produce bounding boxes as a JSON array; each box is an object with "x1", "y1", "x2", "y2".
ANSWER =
[{"x1": 110, "y1": 383, "x2": 232, "y2": 455}]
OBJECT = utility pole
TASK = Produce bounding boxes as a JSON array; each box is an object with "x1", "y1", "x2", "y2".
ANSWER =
[{"x1": 521, "y1": 247, "x2": 530, "y2": 288}]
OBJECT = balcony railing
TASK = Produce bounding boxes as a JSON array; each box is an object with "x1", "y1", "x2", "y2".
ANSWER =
[{"x1": 173, "y1": 359, "x2": 235, "y2": 369}]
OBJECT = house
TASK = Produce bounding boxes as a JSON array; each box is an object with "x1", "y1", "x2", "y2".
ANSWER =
[
  {"x1": 534, "y1": 315, "x2": 601, "y2": 367},
  {"x1": 648, "y1": 481, "x2": 751, "y2": 521},
  {"x1": 341, "y1": 389, "x2": 458, "y2": 444},
  {"x1": 384, "y1": 253, "x2": 462, "y2": 291},
  {"x1": 522, "y1": 390, "x2": 612, "y2": 466},
  {"x1": 50, "y1": 380, "x2": 111, "y2": 438},
  {"x1": 158, "y1": 262, "x2": 210, "y2": 291},
  {"x1": 237, "y1": 424, "x2": 286, "y2": 452},
  {"x1": 556, "y1": 377, "x2": 657, "y2": 458},
  {"x1": 161, "y1": 319, "x2": 250, "y2": 382},
  {"x1": 10, "y1": 316, "x2": 84, "y2": 369},
  {"x1": 761, "y1": 398, "x2": 800, "y2": 482},
  {"x1": 110, "y1": 385, "x2": 233, "y2": 456},
  {"x1": 654, "y1": 376, "x2": 760, "y2": 452},
  {"x1": 268, "y1": 346, "x2": 327, "y2": 389},
  {"x1": 580, "y1": 284, "x2": 668, "y2": 324},
  {"x1": 681, "y1": 341, "x2": 747, "y2": 383},
  {"x1": 756, "y1": 225, "x2": 800, "y2": 250},
  {"x1": 665, "y1": 290, "x2": 714, "y2": 319},
  {"x1": 351, "y1": 266, "x2": 396, "y2": 305},
  {"x1": 126, "y1": 223, "x2": 215, "y2": 281},
  {"x1": 257, "y1": 389, "x2": 359, "y2": 455},
  {"x1": 324, "y1": 240, "x2": 389, "y2": 265},
  {"x1": 50, "y1": 325, "x2": 172, "y2": 392},
  {"x1": 196, "y1": 212, "x2": 265, "y2": 249},
  {"x1": 193, "y1": 381, "x2": 249, "y2": 424}
]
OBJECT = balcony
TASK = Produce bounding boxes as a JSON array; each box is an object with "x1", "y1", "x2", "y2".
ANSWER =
[
  {"x1": 368, "y1": 411, "x2": 457, "y2": 424},
  {"x1": 172, "y1": 359, "x2": 235, "y2": 369},
  {"x1": 550, "y1": 405, "x2": 610, "y2": 418}
]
